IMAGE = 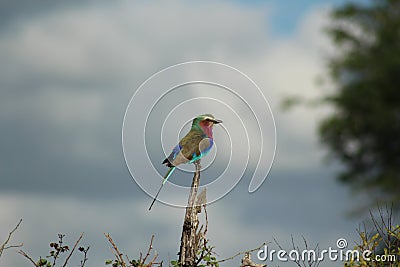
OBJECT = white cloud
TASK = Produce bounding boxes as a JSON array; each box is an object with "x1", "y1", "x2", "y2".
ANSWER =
[
  {"x1": 0, "y1": 1, "x2": 334, "y2": 172},
  {"x1": 234, "y1": 7, "x2": 335, "y2": 171},
  {"x1": 0, "y1": 1, "x2": 270, "y2": 86},
  {"x1": 0, "y1": 0, "x2": 273, "y2": 168},
  {"x1": 0, "y1": 2, "x2": 357, "y2": 267}
]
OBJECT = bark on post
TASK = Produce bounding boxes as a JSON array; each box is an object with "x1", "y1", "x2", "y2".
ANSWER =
[{"x1": 179, "y1": 160, "x2": 201, "y2": 267}]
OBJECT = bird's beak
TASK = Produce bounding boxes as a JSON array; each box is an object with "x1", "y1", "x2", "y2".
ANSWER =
[{"x1": 211, "y1": 119, "x2": 223, "y2": 124}]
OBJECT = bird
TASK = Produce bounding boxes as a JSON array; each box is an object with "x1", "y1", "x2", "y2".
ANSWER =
[{"x1": 148, "y1": 114, "x2": 222, "y2": 210}]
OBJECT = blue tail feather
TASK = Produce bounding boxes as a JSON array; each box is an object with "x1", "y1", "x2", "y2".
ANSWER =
[
  {"x1": 162, "y1": 167, "x2": 176, "y2": 184},
  {"x1": 149, "y1": 167, "x2": 176, "y2": 210}
]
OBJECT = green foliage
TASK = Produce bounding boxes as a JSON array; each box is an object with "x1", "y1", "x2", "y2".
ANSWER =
[
  {"x1": 170, "y1": 239, "x2": 219, "y2": 267},
  {"x1": 19, "y1": 233, "x2": 88, "y2": 267},
  {"x1": 47, "y1": 234, "x2": 70, "y2": 266},
  {"x1": 343, "y1": 207, "x2": 400, "y2": 266},
  {"x1": 36, "y1": 258, "x2": 50, "y2": 267},
  {"x1": 104, "y1": 233, "x2": 161, "y2": 267},
  {"x1": 170, "y1": 259, "x2": 179, "y2": 267},
  {"x1": 321, "y1": 0, "x2": 400, "y2": 210},
  {"x1": 195, "y1": 240, "x2": 219, "y2": 267},
  {"x1": 344, "y1": 229, "x2": 400, "y2": 266},
  {"x1": 105, "y1": 258, "x2": 153, "y2": 267}
]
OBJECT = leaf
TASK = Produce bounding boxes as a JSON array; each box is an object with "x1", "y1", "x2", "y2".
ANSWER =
[{"x1": 37, "y1": 258, "x2": 47, "y2": 266}]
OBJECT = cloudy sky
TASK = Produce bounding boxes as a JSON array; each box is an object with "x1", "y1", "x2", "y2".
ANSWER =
[{"x1": 0, "y1": 1, "x2": 368, "y2": 266}]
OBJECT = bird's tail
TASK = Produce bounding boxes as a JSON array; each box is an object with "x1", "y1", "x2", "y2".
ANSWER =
[
  {"x1": 148, "y1": 167, "x2": 176, "y2": 210},
  {"x1": 162, "y1": 166, "x2": 176, "y2": 184}
]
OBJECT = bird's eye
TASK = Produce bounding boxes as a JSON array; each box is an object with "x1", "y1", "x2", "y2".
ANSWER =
[{"x1": 205, "y1": 118, "x2": 211, "y2": 121}]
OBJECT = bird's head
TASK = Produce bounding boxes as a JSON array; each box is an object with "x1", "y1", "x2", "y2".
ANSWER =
[{"x1": 192, "y1": 114, "x2": 222, "y2": 135}]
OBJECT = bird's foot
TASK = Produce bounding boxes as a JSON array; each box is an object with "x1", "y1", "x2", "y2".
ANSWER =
[{"x1": 194, "y1": 160, "x2": 201, "y2": 169}]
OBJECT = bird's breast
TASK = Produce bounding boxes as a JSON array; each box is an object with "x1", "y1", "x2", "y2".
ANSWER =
[
  {"x1": 199, "y1": 137, "x2": 213, "y2": 155},
  {"x1": 201, "y1": 125, "x2": 213, "y2": 139}
]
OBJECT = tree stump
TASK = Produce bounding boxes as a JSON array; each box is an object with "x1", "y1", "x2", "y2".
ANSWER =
[{"x1": 178, "y1": 160, "x2": 201, "y2": 267}]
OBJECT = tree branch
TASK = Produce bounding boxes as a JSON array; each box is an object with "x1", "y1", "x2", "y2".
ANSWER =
[
  {"x1": 0, "y1": 219, "x2": 23, "y2": 258},
  {"x1": 104, "y1": 233, "x2": 127, "y2": 267},
  {"x1": 62, "y1": 233, "x2": 84, "y2": 267},
  {"x1": 217, "y1": 242, "x2": 268, "y2": 264},
  {"x1": 18, "y1": 250, "x2": 37, "y2": 266},
  {"x1": 141, "y1": 234, "x2": 155, "y2": 265}
]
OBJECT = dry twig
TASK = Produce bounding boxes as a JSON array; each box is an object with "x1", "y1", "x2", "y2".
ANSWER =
[
  {"x1": 141, "y1": 235, "x2": 155, "y2": 264},
  {"x1": 0, "y1": 219, "x2": 23, "y2": 258},
  {"x1": 105, "y1": 233, "x2": 160, "y2": 267},
  {"x1": 18, "y1": 250, "x2": 37, "y2": 266},
  {"x1": 104, "y1": 233, "x2": 127, "y2": 267},
  {"x1": 240, "y1": 252, "x2": 266, "y2": 267},
  {"x1": 217, "y1": 242, "x2": 268, "y2": 264},
  {"x1": 62, "y1": 233, "x2": 84, "y2": 267}
]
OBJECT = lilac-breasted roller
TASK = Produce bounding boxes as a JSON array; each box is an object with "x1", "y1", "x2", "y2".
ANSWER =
[{"x1": 149, "y1": 114, "x2": 222, "y2": 210}]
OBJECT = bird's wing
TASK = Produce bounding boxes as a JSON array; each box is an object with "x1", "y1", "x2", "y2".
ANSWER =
[
  {"x1": 163, "y1": 144, "x2": 181, "y2": 167},
  {"x1": 171, "y1": 130, "x2": 203, "y2": 166}
]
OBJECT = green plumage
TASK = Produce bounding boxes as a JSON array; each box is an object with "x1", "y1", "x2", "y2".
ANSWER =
[{"x1": 170, "y1": 130, "x2": 210, "y2": 166}]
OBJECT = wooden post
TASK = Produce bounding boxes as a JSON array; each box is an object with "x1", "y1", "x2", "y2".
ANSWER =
[{"x1": 178, "y1": 160, "x2": 201, "y2": 267}]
